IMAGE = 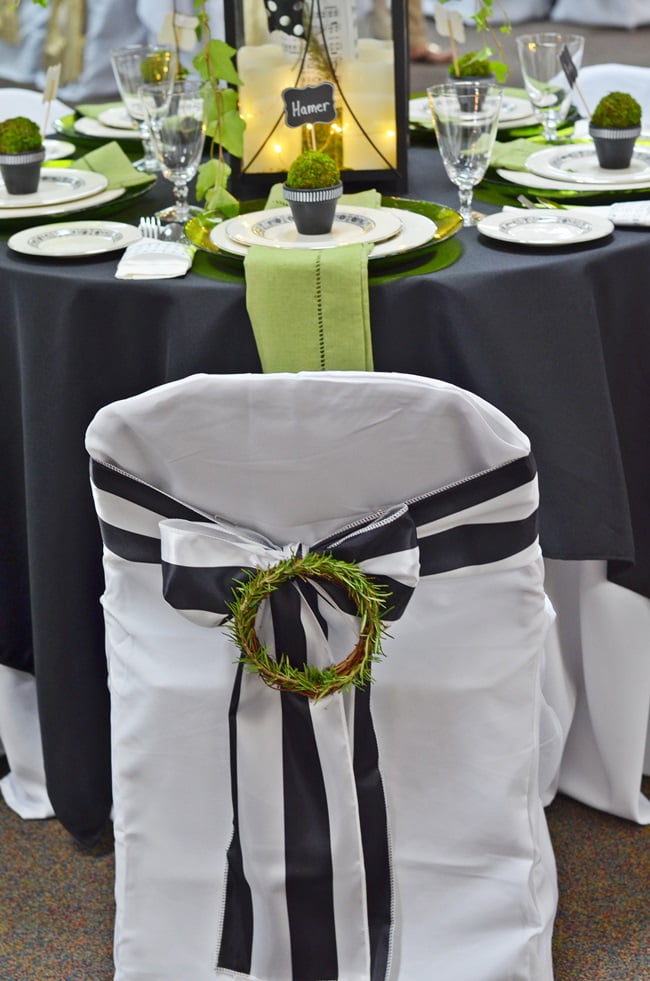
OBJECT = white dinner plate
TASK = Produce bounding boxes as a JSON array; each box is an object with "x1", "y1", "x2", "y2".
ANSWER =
[
  {"x1": 44, "y1": 138, "x2": 76, "y2": 161},
  {"x1": 73, "y1": 116, "x2": 142, "y2": 141},
  {"x1": 477, "y1": 210, "x2": 614, "y2": 246},
  {"x1": 224, "y1": 206, "x2": 403, "y2": 251},
  {"x1": 8, "y1": 219, "x2": 142, "y2": 257},
  {"x1": 525, "y1": 143, "x2": 650, "y2": 185},
  {"x1": 98, "y1": 106, "x2": 136, "y2": 131},
  {"x1": 409, "y1": 94, "x2": 533, "y2": 128},
  {"x1": 210, "y1": 207, "x2": 438, "y2": 260},
  {"x1": 0, "y1": 168, "x2": 108, "y2": 209},
  {"x1": 0, "y1": 186, "x2": 125, "y2": 221},
  {"x1": 495, "y1": 166, "x2": 650, "y2": 193}
]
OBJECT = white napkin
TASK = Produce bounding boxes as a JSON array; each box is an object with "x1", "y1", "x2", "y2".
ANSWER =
[
  {"x1": 503, "y1": 202, "x2": 650, "y2": 227},
  {"x1": 115, "y1": 239, "x2": 195, "y2": 280}
]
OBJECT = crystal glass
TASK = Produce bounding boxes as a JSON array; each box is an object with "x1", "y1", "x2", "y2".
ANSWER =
[
  {"x1": 141, "y1": 78, "x2": 207, "y2": 224},
  {"x1": 110, "y1": 44, "x2": 176, "y2": 172},
  {"x1": 516, "y1": 33, "x2": 584, "y2": 143},
  {"x1": 427, "y1": 82, "x2": 503, "y2": 227}
]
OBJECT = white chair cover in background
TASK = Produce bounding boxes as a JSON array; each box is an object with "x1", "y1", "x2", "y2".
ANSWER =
[
  {"x1": 551, "y1": 0, "x2": 650, "y2": 27},
  {"x1": 42, "y1": 0, "x2": 149, "y2": 103},
  {"x1": 136, "y1": 0, "x2": 225, "y2": 53},
  {"x1": 422, "y1": 0, "x2": 554, "y2": 23},
  {"x1": 571, "y1": 64, "x2": 650, "y2": 128},
  {"x1": 0, "y1": 665, "x2": 53, "y2": 819},
  {"x1": 0, "y1": 88, "x2": 72, "y2": 131},
  {"x1": 86, "y1": 371, "x2": 559, "y2": 981},
  {"x1": 0, "y1": 0, "x2": 49, "y2": 87}
]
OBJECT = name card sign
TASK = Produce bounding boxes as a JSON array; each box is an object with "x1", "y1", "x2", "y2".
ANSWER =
[
  {"x1": 281, "y1": 82, "x2": 337, "y2": 128},
  {"x1": 559, "y1": 46, "x2": 578, "y2": 87}
]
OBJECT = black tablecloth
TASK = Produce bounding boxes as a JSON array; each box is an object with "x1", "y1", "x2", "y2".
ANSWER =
[{"x1": 2, "y1": 146, "x2": 650, "y2": 841}]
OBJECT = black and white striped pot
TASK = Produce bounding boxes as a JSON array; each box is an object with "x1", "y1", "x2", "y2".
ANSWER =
[
  {"x1": 589, "y1": 124, "x2": 640, "y2": 170},
  {"x1": 283, "y1": 182, "x2": 343, "y2": 235},
  {"x1": 0, "y1": 147, "x2": 45, "y2": 194}
]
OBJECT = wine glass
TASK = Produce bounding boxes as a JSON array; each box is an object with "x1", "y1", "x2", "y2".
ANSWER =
[
  {"x1": 110, "y1": 44, "x2": 176, "y2": 172},
  {"x1": 516, "y1": 33, "x2": 585, "y2": 143},
  {"x1": 427, "y1": 82, "x2": 503, "y2": 227},
  {"x1": 140, "y1": 79, "x2": 207, "y2": 224}
]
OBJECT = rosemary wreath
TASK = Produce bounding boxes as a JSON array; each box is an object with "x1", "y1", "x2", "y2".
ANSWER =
[{"x1": 227, "y1": 551, "x2": 390, "y2": 700}]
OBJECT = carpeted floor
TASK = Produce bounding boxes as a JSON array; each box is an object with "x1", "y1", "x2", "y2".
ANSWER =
[{"x1": 0, "y1": 761, "x2": 648, "y2": 981}]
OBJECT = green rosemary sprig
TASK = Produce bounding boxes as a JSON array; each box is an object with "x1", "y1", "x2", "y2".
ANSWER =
[{"x1": 226, "y1": 552, "x2": 390, "y2": 701}]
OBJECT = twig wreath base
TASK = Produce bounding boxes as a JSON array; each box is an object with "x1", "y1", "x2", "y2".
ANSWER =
[{"x1": 227, "y1": 552, "x2": 390, "y2": 700}]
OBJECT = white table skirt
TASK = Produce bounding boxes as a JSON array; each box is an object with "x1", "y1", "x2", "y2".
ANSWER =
[{"x1": 543, "y1": 559, "x2": 650, "y2": 823}]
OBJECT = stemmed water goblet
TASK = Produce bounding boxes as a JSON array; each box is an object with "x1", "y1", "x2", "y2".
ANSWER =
[
  {"x1": 110, "y1": 44, "x2": 176, "y2": 172},
  {"x1": 140, "y1": 78, "x2": 207, "y2": 224},
  {"x1": 427, "y1": 82, "x2": 503, "y2": 227},
  {"x1": 516, "y1": 33, "x2": 585, "y2": 143}
]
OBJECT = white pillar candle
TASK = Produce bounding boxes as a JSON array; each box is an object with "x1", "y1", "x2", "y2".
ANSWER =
[
  {"x1": 237, "y1": 44, "x2": 302, "y2": 173},
  {"x1": 338, "y1": 42, "x2": 397, "y2": 170}
]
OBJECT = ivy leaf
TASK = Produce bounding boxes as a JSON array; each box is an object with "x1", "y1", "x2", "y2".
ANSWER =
[
  {"x1": 193, "y1": 39, "x2": 242, "y2": 87},
  {"x1": 204, "y1": 184, "x2": 240, "y2": 218},
  {"x1": 196, "y1": 158, "x2": 231, "y2": 201},
  {"x1": 207, "y1": 106, "x2": 245, "y2": 159}
]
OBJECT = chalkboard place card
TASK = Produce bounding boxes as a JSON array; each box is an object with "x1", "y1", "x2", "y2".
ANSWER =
[{"x1": 282, "y1": 82, "x2": 337, "y2": 128}]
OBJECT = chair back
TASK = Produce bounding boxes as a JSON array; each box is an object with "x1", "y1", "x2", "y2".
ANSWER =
[
  {"x1": 573, "y1": 63, "x2": 650, "y2": 126},
  {"x1": 86, "y1": 370, "x2": 557, "y2": 981}
]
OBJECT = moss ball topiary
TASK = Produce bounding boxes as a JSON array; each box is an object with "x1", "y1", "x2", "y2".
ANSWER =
[
  {"x1": 285, "y1": 150, "x2": 341, "y2": 190},
  {"x1": 591, "y1": 92, "x2": 642, "y2": 129},
  {"x1": 0, "y1": 116, "x2": 43, "y2": 155}
]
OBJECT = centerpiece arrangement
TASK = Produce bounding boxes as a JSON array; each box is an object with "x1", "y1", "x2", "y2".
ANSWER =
[
  {"x1": 283, "y1": 149, "x2": 343, "y2": 234},
  {"x1": 589, "y1": 91, "x2": 642, "y2": 169},
  {"x1": 0, "y1": 116, "x2": 45, "y2": 194}
]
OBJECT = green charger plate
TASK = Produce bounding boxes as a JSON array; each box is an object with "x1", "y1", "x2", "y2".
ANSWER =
[
  {"x1": 53, "y1": 113, "x2": 140, "y2": 151},
  {"x1": 477, "y1": 166, "x2": 650, "y2": 209},
  {"x1": 186, "y1": 196, "x2": 463, "y2": 277}
]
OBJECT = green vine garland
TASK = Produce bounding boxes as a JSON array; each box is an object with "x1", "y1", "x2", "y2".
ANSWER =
[{"x1": 227, "y1": 552, "x2": 390, "y2": 701}]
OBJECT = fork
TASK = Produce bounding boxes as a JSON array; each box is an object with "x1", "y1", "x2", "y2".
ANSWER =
[{"x1": 138, "y1": 216, "x2": 163, "y2": 239}]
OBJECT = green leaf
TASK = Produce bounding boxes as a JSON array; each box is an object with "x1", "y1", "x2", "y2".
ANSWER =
[
  {"x1": 204, "y1": 185, "x2": 240, "y2": 217},
  {"x1": 207, "y1": 107, "x2": 245, "y2": 159},
  {"x1": 491, "y1": 60, "x2": 510, "y2": 83},
  {"x1": 193, "y1": 39, "x2": 242, "y2": 87},
  {"x1": 196, "y1": 157, "x2": 230, "y2": 200}
]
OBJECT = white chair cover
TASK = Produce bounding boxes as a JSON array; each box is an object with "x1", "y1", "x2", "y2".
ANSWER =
[
  {"x1": 0, "y1": 665, "x2": 54, "y2": 819},
  {"x1": 551, "y1": 0, "x2": 650, "y2": 27},
  {"x1": 86, "y1": 371, "x2": 558, "y2": 981},
  {"x1": 571, "y1": 64, "x2": 650, "y2": 127},
  {"x1": 0, "y1": 88, "x2": 72, "y2": 131},
  {"x1": 0, "y1": 0, "x2": 149, "y2": 102},
  {"x1": 422, "y1": 0, "x2": 553, "y2": 24}
]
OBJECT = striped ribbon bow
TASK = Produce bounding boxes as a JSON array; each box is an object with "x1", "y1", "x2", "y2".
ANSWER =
[
  {"x1": 158, "y1": 507, "x2": 420, "y2": 981},
  {"x1": 90, "y1": 449, "x2": 539, "y2": 981}
]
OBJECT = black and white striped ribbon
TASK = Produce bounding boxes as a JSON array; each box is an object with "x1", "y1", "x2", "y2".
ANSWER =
[{"x1": 89, "y1": 451, "x2": 539, "y2": 981}]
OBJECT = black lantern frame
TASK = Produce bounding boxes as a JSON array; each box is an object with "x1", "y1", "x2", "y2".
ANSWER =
[{"x1": 224, "y1": 0, "x2": 409, "y2": 197}]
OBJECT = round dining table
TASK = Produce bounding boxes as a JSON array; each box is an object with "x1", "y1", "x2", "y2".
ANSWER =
[{"x1": 1, "y1": 145, "x2": 649, "y2": 842}]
